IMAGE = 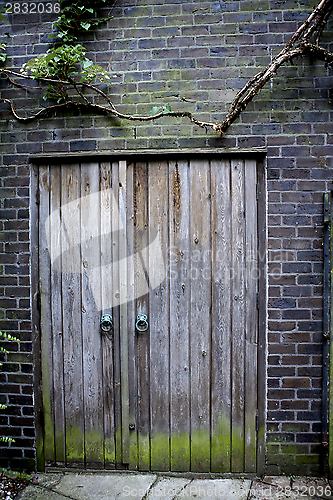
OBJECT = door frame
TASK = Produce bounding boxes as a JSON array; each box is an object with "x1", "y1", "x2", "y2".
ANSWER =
[{"x1": 30, "y1": 148, "x2": 267, "y2": 474}]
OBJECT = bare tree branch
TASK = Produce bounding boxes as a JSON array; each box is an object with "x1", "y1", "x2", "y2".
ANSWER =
[
  {"x1": 1, "y1": 0, "x2": 333, "y2": 135},
  {"x1": 215, "y1": 0, "x2": 333, "y2": 135},
  {"x1": 301, "y1": 41, "x2": 333, "y2": 63},
  {"x1": 1, "y1": 98, "x2": 79, "y2": 121}
]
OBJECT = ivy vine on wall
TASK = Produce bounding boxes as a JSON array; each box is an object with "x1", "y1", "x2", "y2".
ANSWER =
[
  {"x1": 0, "y1": 0, "x2": 333, "y2": 136},
  {"x1": 0, "y1": 332, "x2": 20, "y2": 444}
]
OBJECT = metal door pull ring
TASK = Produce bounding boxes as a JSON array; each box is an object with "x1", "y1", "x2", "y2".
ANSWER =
[
  {"x1": 136, "y1": 314, "x2": 148, "y2": 332},
  {"x1": 101, "y1": 314, "x2": 113, "y2": 332}
]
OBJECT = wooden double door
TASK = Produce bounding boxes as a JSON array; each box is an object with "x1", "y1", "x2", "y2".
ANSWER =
[{"x1": 36, "y1": 154, "x2": 262, "y2": 472}]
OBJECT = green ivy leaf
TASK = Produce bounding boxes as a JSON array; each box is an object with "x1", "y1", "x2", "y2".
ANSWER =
[
  {"x1": 0, "y1": 41, "x2": 7, "y2": 63},
  {"x1": 80, "y1": 22, "x2": 91, "y2": 30},
  {"x1": 162, "y1": 103, "x2": 171, "y2": 114},
  {"x1": 0, "y1": 436, "x2": 15, "y2": 443},
  {"x1": 150, "y1": 105, "x2": 162, "y2": 116},
  {"x1": 45, "y1": 53, "x2": 55, "y2": 63},
  {"x1": 0, "y1": 6, "x2": 10, "y2": 22},
  {"x1": 82, "y1": 59, "x2": 93, "y2": 69},
  {"x1": 0, "y1": 12, "x2": 9, "y2": 23}
]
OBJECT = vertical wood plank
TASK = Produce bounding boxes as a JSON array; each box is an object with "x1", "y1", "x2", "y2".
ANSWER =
[
  {"x1": 231, "y1": 159, "x2": 246, "y2": 472},
  {"x1": 135, "y1": 161, "x2": 151, "y2": 471},
  {"x1": 244, "y1": 159, "x2": 258, "y2": 472},
  {"x1": 169, "y1": 160, "x2": 190, "y2": 472},
  {"x1": 111, "y1": 161, "x2": 122, "y2": 467},
  {"x1": 100, "y1": 162, "x2": 116, "y2": 469},
  {"x1": 61, "y1": 164, "x2": 84, "y2": 468},
  {"x1": 119, "y1": 160, "x2": 130, "y2": 465},
  {"x1": 148, "y1": 159, "x2": 170, "y2": 471},
  {"x1": 39, "y1": 165, "x2": 55, "y2": 465},
  {"x1": 49, "y1": 166, "x2": 66, "y2": 466},
  {"x1": 189, "y1": 159, "x2": 211, "y2": 473},
  {"x1": 126, "y1": 161, "x2": 138, "y2": 469},
  {"x1": 80, "y1": 163, "x2": 104, "y2": 468},
  {"x1": 210, "y1": 159, "x2": 232, "y2": 473}
]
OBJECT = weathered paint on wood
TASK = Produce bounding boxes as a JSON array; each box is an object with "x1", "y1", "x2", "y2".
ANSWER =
[{"x1": 38, "y1": 156, "x2": 260, "y2": 473}]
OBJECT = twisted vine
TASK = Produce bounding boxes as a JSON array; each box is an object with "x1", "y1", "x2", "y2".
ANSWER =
[{"x1": 0, "y1": 0, "x2": 333, "y2": 136}]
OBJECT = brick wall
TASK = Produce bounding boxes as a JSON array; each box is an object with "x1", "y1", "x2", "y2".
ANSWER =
[{"x1": 0, "y1": 0, "x2": 332, "y2": 474}]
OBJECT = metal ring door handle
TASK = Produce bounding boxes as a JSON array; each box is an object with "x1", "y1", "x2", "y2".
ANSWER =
[
  {"x1": 136, "y1": 314, "x2": 148, "y2": 332},
  {"x1": 100, "y1": 314, "x2": 113, "y2": 332}
]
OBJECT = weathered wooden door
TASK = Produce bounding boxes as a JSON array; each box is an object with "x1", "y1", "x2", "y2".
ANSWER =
[{"x1": 37, "y1": 154, "x2": 261, "y2": 472}]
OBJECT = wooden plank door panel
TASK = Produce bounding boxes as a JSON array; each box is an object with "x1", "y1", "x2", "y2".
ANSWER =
[
  {"x1": 211, "y1": 159, "x2": 232, "y2": 472},
  {"x1": 134, "y1": 161, "x2": 151, "y2": 471},
  {"x1": 118, "y1": 160, "x2": 130, "y2": 465},
  {"x1": 38, "y1": 156, "x2": 260, "y2": 473},
  {"x1": 80, "y1": 162, "x2": 104, "y2": 468},
  {"x1": 244, "y1": 159, "x2": 258, "y2": 472},
  {"x1": 169, "y1": 160, "x2": 191, "y2": 472},
  {"x1": 189, "y1": 159, "x2": 211, "y2": 473},
  {"x1": 49, "y1": 165, "x2": 66, "y2": 466},
  {"x1": 61, "y1": 164, "x2": 85, "y2": 468},
  {"x1": 100, "y1": 161, "x2": 116, "y2": 469},
  {"x1": 230, "y1": 159, "x2": 246, "y2": 472},
  {"x1": 148, "y1": 160, "x2": 170, "y2": 472},
  {"x1": 126, "y1": 161, "x2": 138, "y2": 470},
  {"x1": 39, "y1": 165, "x2": 55, "y2": 466},
  {"x1": 110, "y1": 161, "x2": 122, "y2": 467}
]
